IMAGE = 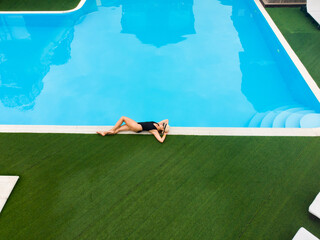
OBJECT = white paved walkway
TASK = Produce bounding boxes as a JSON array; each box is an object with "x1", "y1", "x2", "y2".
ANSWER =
[{"x1": 0, "y1": 176, "x2": 19, "y2": 213}]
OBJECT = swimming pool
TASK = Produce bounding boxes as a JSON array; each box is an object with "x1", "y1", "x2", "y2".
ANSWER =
[{"x1": 1, "y1": 0, "x2": 320, "y2": 131}]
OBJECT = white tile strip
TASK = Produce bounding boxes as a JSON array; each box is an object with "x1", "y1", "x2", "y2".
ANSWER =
[
  {"x1": 309, "y1": 192, "x2": 320, "y2": 219},
  {"x1": 293, "y1": 227, "x2": 319, "y2": 240},
  {"x1": 0, "y1": 125, "x2": 320, "y2": 136},
  {"x1": 0, "y1": 176, "x2": 19, "y2": 213},
  {"x1": 0, "y1": 0, "x2": 86, "y2": 14}
]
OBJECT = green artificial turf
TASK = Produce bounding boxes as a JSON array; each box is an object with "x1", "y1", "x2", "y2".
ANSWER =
[
  {"x1": 0, "y1": 133, "x2": 320, "y2": 239},
  {"x1": 267, "y1": 7, "x2": 320, "y2": 87},
  {"x1": 0, "y1": 0, "x2": 78, "y2": 11},
  {"x1": 0, "y1": 2, "x2": 320, "y2": 240}
]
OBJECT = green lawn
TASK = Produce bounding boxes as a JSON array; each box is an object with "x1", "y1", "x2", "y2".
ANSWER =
[
  {"x1": 0, "y1": 3, "x2": 320, "y2": 240},
  {"x1": 267, "y1": 8, "x2": 320, "y2": 87},
  {"x1": 0, "y1": 0, "x2": 78, "y2": 11},
  {"x1": 0, "y1": 134, "x2": 320, "y2": 239}
]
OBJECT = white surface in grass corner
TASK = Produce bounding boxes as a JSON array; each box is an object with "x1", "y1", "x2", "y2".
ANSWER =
[{"x1": 0, "y1": 176, "x2": 19, "y2": 213}]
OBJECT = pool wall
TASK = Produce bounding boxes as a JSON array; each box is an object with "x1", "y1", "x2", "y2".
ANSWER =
[{"x1": 0, "y1": 0, "x2": 320, "y2": 136}]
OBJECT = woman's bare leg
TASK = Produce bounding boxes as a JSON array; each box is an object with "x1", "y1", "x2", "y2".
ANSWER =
[
  {"x1": 97, "y1": 116, "x2": 142, "y2": 136},
  {"x1": 114, "y1": 124, "x2": 130, "y2": 134},
  {"x1": 110, "y1": 116, "x2": 141, "y2": 132}
]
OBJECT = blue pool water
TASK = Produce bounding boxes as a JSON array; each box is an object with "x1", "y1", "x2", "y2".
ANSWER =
[{"x1": 1, "y1": 0, "x2": 320, "y2": 128}]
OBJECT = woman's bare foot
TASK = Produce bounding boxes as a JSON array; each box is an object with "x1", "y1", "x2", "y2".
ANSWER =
[
  {"x1": 97, "y1": 130, "x2": 116, "y2": 136},
  {"x1": 97, "y1": 131, "x2": 107, "y2": 136},
  {"x1": 106, "y1": 130, "x2": 116, "y2": 135}
]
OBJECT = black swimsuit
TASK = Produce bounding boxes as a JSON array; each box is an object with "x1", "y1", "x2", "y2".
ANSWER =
[{"x1": 137, "y1": 121, "x2": 159, "y2": 132}]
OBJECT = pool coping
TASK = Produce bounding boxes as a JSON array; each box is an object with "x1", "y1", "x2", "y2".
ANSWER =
[
  {"x1": 0, "y1": 0, "x2": 320, "y2": 136},
  {"x1": 0, "y1": 125, "x2": 320, "y2": 136}
]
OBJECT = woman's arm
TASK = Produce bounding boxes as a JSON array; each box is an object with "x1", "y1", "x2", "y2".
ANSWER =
[
  {"x1": 158, "y1": 119, "x2": 169, "y2": 125},
  {"x1": 150, "y1": 130, "x2": 167, "y2": 143}
]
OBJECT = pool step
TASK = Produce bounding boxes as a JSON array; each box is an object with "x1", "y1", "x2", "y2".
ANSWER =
[
  {"x1": 248, "y1": 105, "x2": 295, "y2": 127},
  {"x1": 260, "y1": 111, "x2": 282, "y2": 127},
  {"x1": 272, "y1": 108, "x2": 306, "y2": 128},
  {"x1": 248, "y1": 105, "x2": 320, "y2": 128},
  {"x1": 248, "y1": 112, "x2": 270, "y2": 127},
  {"x1": 300, "y1": 114, "x2": 320, "y2": 128},
  {"x1": 285, "y1": 110, "x2": 315, "y2": 128}
]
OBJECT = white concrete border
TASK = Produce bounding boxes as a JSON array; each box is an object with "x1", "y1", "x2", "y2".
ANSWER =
[
  {"x1": 293, "y1": 227, "x2": 320, "y2": 240},
  {"x1": 0, "y1": 176, "x2": 19, "y2": 213},
  {"x1": 0, "y1": 125, "x2": 320, "y2": 136},
  {"x1": 0, "y1": 0, "x2": 87, "y2": 14},
  {"x1": 309, "y1": 192, "x2": 320, "y2": 219},
  {"x1": 0, "y1": 0, "x2": 320, "y2": 136}
]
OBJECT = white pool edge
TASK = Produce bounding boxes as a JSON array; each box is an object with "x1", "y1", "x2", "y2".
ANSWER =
[
  {"x1": 0, "y1": 0, "x2": 87, "y2": 14},
  {"x1": 0, "y1": 0, "x2": 319, "y2": 137},
  {"x1": 1, "y1": 125, "x2": 320, "y2": 136}
]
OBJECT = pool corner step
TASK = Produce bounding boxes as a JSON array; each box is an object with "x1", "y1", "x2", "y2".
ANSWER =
[
  {"x1": 272, "y1": 107, "x2": 306, "y2": 128},
  {"x1": 285, "y1": 110, "x2": 316, "y2": 128},
  {"x1": 254, "y1": 105, "x2": 302, "y2": 128},
  {"x1": 260, "y1": 111, "x2": 281, "y2": 127},
  {"x1": 248, "y1": 111, "x2": 270, "y2": 127},
  {"x1": 300, "y1": 114, "x2": 320, "y2": 128},
  {"x1": 247, "y1": 105, "x2": 318, "y2": 128}
]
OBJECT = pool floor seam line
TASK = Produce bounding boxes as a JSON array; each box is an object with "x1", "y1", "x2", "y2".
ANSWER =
[{"x1": 0, "y1": 125, "x2": 320, "y2": 136}]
